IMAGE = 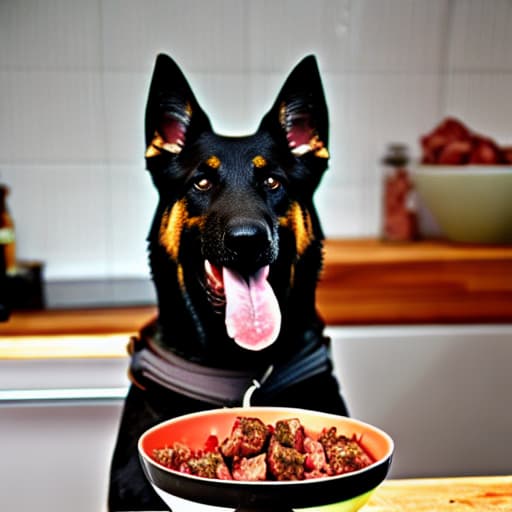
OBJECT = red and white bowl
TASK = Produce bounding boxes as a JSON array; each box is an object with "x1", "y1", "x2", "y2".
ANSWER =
[{"x1": 139, "y1": 407, "x2": 394, "y2": 512}]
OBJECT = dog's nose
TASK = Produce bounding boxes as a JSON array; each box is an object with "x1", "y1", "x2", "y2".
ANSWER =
[{"x1": 224, "y1": 218, "x2": 272, "y2": 261}]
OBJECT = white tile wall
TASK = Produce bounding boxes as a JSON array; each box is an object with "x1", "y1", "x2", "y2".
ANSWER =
[
  {"x1": 0, "y1": 0, "x2": 102, "y2": 71},
  {"x1": 447, "y1": 0, "x2": 512, "y2": 71},
  {"x1": 0, "y1": 0, "x2": 511, "y2": 285},
  {"x1": 341, "y1": 0, "x2": 449, "y2": 73},
  {"x1": 445, "y1": 72, "x2": 512, "y2": 145},
  {"x1": 0, "y1": 70, "x2": 107, "y2": 163}
]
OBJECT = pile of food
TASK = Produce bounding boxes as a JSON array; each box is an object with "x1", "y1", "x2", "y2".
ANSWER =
[
  {"x1": 420, "y1": 117, "x2": 512, "y2": 165},
  {"x1": 153, "y1": 416, "x2": 374, "y2": 481}
]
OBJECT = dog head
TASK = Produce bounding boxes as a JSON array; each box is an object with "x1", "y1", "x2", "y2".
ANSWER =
[{"x1": 144, "y1": 54, "x2": 330, "y2": 365}]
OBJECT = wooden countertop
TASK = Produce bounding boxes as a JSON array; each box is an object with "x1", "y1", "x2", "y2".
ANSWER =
[
  {"x1": 317, "y1": 238, "x2": 512, "y2": 324},
  {"x1": 1, "y1": 238, "x2": 512, "y2": 358},
  {"x1": 365, "y1": 475, "x2": 512, "y2": 511}
]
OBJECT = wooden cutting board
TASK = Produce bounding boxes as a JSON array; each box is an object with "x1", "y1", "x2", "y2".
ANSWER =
[{"x1": 365, "y1": 475, "x2": 512, "y2": 511}]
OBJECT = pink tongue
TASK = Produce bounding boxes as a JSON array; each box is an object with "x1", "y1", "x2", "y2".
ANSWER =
[{"x1": 222, "y1": 266, "x2": 281, "y2": 351}]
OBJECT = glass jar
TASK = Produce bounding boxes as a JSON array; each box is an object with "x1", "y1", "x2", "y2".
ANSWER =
[
  {"x1": 0, "y1": 184, "x2": 16, "y2": 274},
  {"x1": 381, "y1": 144, "x2": 418, "y2": 242}
]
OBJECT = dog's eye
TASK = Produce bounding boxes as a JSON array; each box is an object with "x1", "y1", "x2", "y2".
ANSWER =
[
  {"x1": 263, "y1": 176, "x2": 281, "y2": 191},
  {"x1": 194, "y1": 178, "x2": 213, "y2": 192}
]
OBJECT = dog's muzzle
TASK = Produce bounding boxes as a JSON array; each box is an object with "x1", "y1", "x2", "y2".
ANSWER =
[
  {"x1": 222, "y1": 217, "x2": 277, "y2": 273},
  {"x1": 202, "y1": 216, "x2": 282, "y2": 352}
]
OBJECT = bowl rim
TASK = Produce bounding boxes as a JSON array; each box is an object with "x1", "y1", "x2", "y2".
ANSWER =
[{"x1": 413, "y1": 164, "x2": 512, "y2": 175}]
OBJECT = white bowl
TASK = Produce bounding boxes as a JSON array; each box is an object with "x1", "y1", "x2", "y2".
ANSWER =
[{"x1": 412, "y1": 165, "x2": 512, "y2": 244}]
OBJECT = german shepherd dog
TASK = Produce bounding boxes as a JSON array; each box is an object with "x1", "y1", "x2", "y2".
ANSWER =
[{"x1": 108, "y1": 54, "x2": 348, "y2": 511}]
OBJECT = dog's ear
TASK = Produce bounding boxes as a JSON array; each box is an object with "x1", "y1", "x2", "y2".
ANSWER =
[
  {"x1": 259, "y1": 55, "x2": 329, "y2": 161},
  {"x1": 145, "y1": 54, "x2": 212, "y2": 159}
]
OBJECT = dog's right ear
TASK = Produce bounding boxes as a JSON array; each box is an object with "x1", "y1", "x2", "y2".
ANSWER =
[
  {"x1": 259, "y1": 55, "x2": 329, "y2": 162},
  {"x1": 145, "y1": 54, "x2": 212, "y2": 159}
]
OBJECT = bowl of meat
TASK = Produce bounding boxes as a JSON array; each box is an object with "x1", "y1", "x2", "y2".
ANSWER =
[
  {"x1": 413, "y1": 117, "x2": 512, "y2": 244},
  {"x1": 138, "y1": 407, "x2": 394, "y2": 512}
]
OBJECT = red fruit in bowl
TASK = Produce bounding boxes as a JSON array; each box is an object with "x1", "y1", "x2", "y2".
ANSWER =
[
  {"x1": 419, "y1": 117, "x2": 511, "y2": 166},
  {"x1": 420, "y1": 117, "x2": 472, "y2": 164},
  {"x1": 436, "y1": 117, "x2": 472, "y2": 142},
  {"x1": 420, "y1": 134, "x2": 446, "y2": 163},
  {"x1": 469, "y1": 136, "x2": 503, "y2": 164},
  {"x1": 438, "y1": 140, "x2": 472, "y2": 164},
  {"x1": 501, "y1": 146, "x2": 512, "y2": 164}
]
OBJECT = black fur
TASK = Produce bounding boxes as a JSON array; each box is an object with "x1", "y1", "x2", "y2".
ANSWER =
[{"x1": 108, "y1": 54, "x2": 348, "y2": 511}]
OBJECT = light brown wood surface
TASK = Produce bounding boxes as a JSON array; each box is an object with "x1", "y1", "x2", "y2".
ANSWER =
[
  {"x1": 365, "y1": 475, "x2": 512, "y2": 511},
  {"x1": 0, "y1": 305, "x2": 156, "y2": 336},
  {"x1": 2, "y1": 238, "x2": 512, "y2": 348},
  {"x1": 318, "y1": 238, "x2": 512, "y2": 325}
]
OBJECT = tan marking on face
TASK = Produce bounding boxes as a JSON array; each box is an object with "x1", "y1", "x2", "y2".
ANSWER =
[
  {"x1": 185, "y1": 215, "x2": 205, "y2": 231},
  {"x1": 159, "y1": 199, "x2": 188, "y2": 261},
  {"x1": 281, "y1": 201, "x2": 314, "y2": 256},
  {"x1": 252, "y1": 155, "x2": 267, "y2": 168},
  {"x1": 159, "y1": 199, "x2": 206, "y2": 262},
  {"x1": 177, "y1": 263, "x2": 186, "y2": 293},
  {"x1": 288, "y1": 262, "x2": 296, "y2": 289},
  {"x1": 205, "y1": 155, "x2": 221, "y2": 169}
]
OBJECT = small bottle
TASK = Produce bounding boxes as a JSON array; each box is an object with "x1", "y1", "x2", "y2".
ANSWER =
[
  {"x1": 381, "y1": 144, "x2": 418, "y2": 242},
  {"x1": 0, "y1": 231, "x2": 8, "y2": 321},
  {"x1": 0, "y1": 184, "x2": 17, "y2": 275},
  {"x1": 0, "y1": 250, "x2": 8, "y2": 321}
]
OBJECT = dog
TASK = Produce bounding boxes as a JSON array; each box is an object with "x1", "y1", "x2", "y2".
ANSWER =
[{"x1": 108, "y1": 53, "x2": 349, "y2": 511}]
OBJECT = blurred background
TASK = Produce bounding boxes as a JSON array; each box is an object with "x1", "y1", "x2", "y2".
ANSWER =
[
  {"x1": 1, "y1": 0, "x2": 511, "y2": 306},
  {"x1": 1, "y1": 2, "x2": 511, "y2": 512}
]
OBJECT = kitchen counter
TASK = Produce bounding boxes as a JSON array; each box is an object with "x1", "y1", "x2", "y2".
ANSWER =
[
  {"x1": 1, "y1": 238, "x2": 512, "y2": 359},
  {"x1": 364, "y1": 475, "x2": 512, "y2": 511},
  {"x1": 318, "y1": 238, "x2": 512, "y2": 325}
]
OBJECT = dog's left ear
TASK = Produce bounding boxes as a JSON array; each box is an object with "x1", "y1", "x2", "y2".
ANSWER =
[
  {"x1": 145, "y1": 54, "x2": 212, "y2": 159},
  {"x1": 259, "y1": 55, "x2": 329, "y2": 161}
]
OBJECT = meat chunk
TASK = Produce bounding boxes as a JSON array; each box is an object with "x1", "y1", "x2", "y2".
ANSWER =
[
  {"x1": 267, "y1": 436, "x2": 305, "y2": 481},
  {"x1": 232, "y1": 453, "x2": 267, "y2": 481},
  {"x1": 303, "y1": 436, "x2": 327, "y2": 473},
  {"x1": 153, "y1": 438, "x2": 232, "y2": 480},
  {"x1": 153, "y1": 441, "x2": 191, "y2": 470},
  {"x1": 274, "y1": 418, "x2": 305, "y2": 451},
  {"x1": 220, "y1": 416, "x2": 269, "y2": 458},
  {"x1": 186, "y1": 452, "x2": 232, "y2": 480},
  {"x1": 319, "y1": 427, "x2": 373, "y2": 475}
]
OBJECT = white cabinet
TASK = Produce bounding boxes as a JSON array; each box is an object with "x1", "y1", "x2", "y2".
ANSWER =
[{"x1": 329, "y1": 325, "x2": 512, "y2": 478}]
